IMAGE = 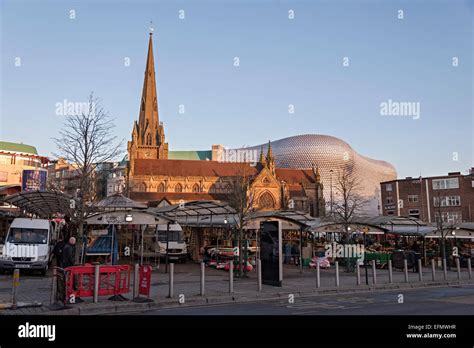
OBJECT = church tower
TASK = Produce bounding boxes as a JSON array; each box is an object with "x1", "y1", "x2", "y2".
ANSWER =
[{"x1": 128, "y1": 30, "x2": 168, "y2": 175}]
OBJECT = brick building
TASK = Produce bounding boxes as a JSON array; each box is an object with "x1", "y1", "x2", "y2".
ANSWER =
[{"x1": 380, "y1": 169, "x2": 474, "y2": 223}]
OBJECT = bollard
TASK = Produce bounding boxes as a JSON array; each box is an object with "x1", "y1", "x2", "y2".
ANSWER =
[
  {"x1": 200, "y1": 262, "x2": 205, "y2": 296},
  {"x1": 93, "y1": 264, "x2": 100, "y2": 303},
  {"x1": 371, "y1": 260, "x2": 377, "y2": 284},
  {"x1": 443, "y1": 258, "x2": 448, "y2": 280},
  {"x1": 404, "y1": 259, "x2": 409, "y2": 283},
  {"x1": 257, "y1": 259, "x2": 262, "y2": 292},
  {"x1": 431, "y1": 259, "x2": 436, "y2": 281},
  {"x1": 133, "y1": 263, "x2": 139, "y2": 298},
  {"x1": 316, "y1": 261, "x2": 321, "y2": 288},
  {"x1": 356, "y1": 262, "x2": 361, "y2": 286},
  {"x1": 11, "y1": 269, "x2": 20, "y2": 309},
  {"x1": 456, "y1": 258, "x2": 461, "y2": 280},
  {"x1": 388, "y1": 259, "x2": 393, "y2": 284},
  {"x1": 335, "y1": 261, "x2": 339, "y2": 287},
  {"x1": 418, "y1": 259, "x2": 423, "y2": 282},
  {"x1": 168, "y1": 263, "x2": 174, "y2": 298},
  {"x1": 468, "y1": 258, "x2": 472, "y2": 279},
  {"x1": 229, "y1": 261, "x2": 234, "y2": 293},
  {"x1": 50, "y1": 267, "x2": 57, "y2": 305}
]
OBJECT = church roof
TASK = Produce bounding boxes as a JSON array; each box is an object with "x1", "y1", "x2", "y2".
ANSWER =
[
  {"x1": 134, "y1": 159, "x2": 258, "y2": 177},
  {"x1": 133, "y1": 159, "x2": 318, "y2": 185},
  {"x1": 275, "y1": 168, "x2": 316, "y2": 184}
]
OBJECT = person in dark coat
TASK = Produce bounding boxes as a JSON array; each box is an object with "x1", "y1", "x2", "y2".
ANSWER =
[
  {"x1": 62, "y1": 237, "x2": 76, "y2": 269},
  {"x1": 52, "y1": 237, "x2": 66, "y2": 268}
]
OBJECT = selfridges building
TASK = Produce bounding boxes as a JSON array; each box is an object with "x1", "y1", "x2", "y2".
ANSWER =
[{"x1": 241, "y1": 134, "x2": 397, "y2": 215}]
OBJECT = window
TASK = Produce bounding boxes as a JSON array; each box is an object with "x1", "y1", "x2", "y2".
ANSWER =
[
  {"x1": 157, "y1": 183, "x2": 165, "y2": 192},
  {"x1": 387, "y1": 211, "x2": 394, "y2": 215},
  {"x1": 386, "y1": 197, "x2": 394, "y2": 204},
  {"x1": 0, "y1": 171, "x2": 7, "y2": 182},
  {"x1": 434, "y1": 196, "x2": 461, "y2": 207},
  {"x1": 209, "y1": 184, "x2": 216, "y2": 193},
  {"x1": 258, "y1": 191, "x2": 275, "y2": 210},
  {"x1": 192, "y1": 183, "x2": 200, "y2": 193},
  {"x1": 174, "y1": 183, "x2": 183, "y2": 193},
  {"x1": 409, "y1": 209, "x2": 419, "y2": 215},
  {"x1": 385, "y1": 184, "x2": 392, "y2": 192},
  {"x1": 434, "y1": 211, "x2": 462, "y2": 224},
  {"x1": 224, "y1": 184, "x2": 232, "y2": 193},
  {"x1": 432, "y1": 178, "x2": 459, "y2": 190},
  {"x1": 408, "y1": 195, "x2": 418, "y2": 203}
]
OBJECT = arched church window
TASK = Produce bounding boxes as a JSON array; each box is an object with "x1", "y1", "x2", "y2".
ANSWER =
[
  {"x1": 209, "y1": 184, "x2": 217, "y2": 193},
  {"x1": 175, "y1": 183, "x2": 183, "y2": 193},
  {"x1": 192, "y1": 183, "x2": 200, "y2": 193},
  {"x1": 138, "y1": 183, "x2": 147, "y2": 192},
  {"x1": 157, "y1": 183, "x2": 165, "y2": 192},
  {"x1": 258, "y1": 191, "x2": 275, "y2": 210}
]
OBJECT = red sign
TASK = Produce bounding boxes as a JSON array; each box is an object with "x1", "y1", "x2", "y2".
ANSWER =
[{"x1": 139, "y1": 265, "x2": 152, "y2": 297}]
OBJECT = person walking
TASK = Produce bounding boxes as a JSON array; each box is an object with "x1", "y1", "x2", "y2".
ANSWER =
[
  {"x1": 62, "y1": 237, "x2": 76, "y2": 269},
  {"x1": 52, "y1": 237, "x2": 66, "y2": 268}
]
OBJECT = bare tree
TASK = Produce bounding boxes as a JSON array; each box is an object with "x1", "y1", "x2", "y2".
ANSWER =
[
  {"x1": 332, "y1": 167, "x2": 368, "y2": 271},
  {"x1": 226, "y1": 163, "x2": 256, "y2": 277},
  {"x1": 53, "y1": 93, "x2": 123, "y2": 262}
]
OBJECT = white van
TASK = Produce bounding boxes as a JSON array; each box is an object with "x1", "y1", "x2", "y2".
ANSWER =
[
  {"x1": 0, "y1": 218, "x2": 54, "y2": 275},
  {"x1": 155, "y1": 224, "x2": 187, "y2": 262}
]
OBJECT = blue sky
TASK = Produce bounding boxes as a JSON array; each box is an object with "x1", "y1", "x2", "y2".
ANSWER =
[{"x1": 0, "y1": 0, "x2": 472, "y2": 178}]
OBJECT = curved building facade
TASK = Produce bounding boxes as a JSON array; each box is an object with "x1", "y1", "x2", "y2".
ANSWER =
[{"x1": 239, "y1": 134, "x2": 397, "y2": 215}]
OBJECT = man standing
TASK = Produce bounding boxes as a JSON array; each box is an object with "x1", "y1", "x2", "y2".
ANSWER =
[
  {"x1": 52, "y1": 237, "x2": 66, "y2": 268},
  {"x1": 62, "y1": 237, "x2": 76, "y2": 269}
]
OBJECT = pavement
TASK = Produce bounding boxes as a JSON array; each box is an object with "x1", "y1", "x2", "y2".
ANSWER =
[{"x1": 0, "y1": 261, "x2": 472, "y2": 315}]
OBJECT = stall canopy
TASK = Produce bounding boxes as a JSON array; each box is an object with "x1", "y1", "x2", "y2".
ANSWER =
[
  {"x1": 150, "y1": 200, "x2": 237, "y2": 226},
  {"x1": 310, "y1": 215, "x2": 437, "y2": 236},
  {"x1": 94, "y1": 193, "x2": 147, "y2": 211},
  {"x1": 245, "y1": 210, "x2": 317, "y2": 230},
  {"x1": 1, "y1": 190, "x2": 78, "y2": 218}
]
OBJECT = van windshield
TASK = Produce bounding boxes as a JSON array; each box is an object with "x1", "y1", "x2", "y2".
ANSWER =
[
  {"x1": 157, "y1": 231, "x2": 183, "y2": 242},
  {"x1": 7, "y1": 228, "x2": 48, "y2": 244}
]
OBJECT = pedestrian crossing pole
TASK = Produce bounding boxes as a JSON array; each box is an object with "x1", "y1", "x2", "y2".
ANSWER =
[{"x1": 335, "y1": 261, "x2": 339, "y2": 287}]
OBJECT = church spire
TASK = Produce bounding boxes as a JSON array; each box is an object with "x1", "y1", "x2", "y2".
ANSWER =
[
  {"x1": 259, "y1": 146, "x2": 266, "y2": 164},
  {"x1": 266, "y1": 141, "x2": 275, "y2": 176},
  {"x1": 129, "y1": 31, "x2": 168, "y2": 160},
  {"x1": 138, "y1": 31, "x2": 159, "y2": 138}
]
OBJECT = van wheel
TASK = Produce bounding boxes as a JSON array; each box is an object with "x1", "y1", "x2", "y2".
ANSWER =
[{"x1": 40, "y1": 264, "x2": 48, "y2": 276}]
